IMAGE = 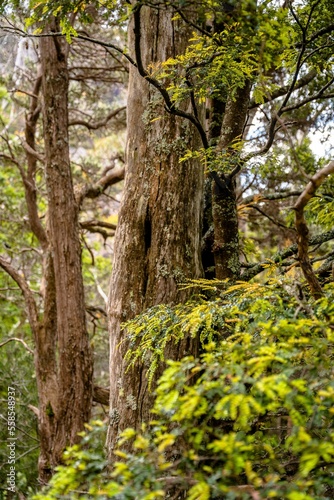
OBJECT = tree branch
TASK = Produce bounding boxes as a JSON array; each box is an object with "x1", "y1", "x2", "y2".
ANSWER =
[
  {"x1": 242, "y1": 190, "x2": 302, "y2": 205},
  {"x1": 296, "y1": 23, "x2": 334, "y2": 47},
  {"x1": 22, "y1": 72, "x2": 49, "y2": 250},
  {"x1": 80, "y1": 220, "x2": 117, "y2": 231},
  {"x1": 82, "y1": 227, "x2": 115, "y2": 240},
  {"x1": 93, "y1": 385, "x2": 109, "y2": 405},
  {"x1": 281, "y1": 78, "x2": 334, "y2": 114},
  {"x1": 69, "y1": 106, "x2": 126, "y2": 129},
  {"x1": 241, "y1": 228, "x2": 334, "y2": 281},
  {"x1": 76, "y1": 167, "x2": 125, "y2": 207},
  {"x1": 0, "y1": 257, "x2": 40, "y2": 334},
  {"x1": 248, "y1": 69, "x2": 317, "y2": 109},
  {"x1": 0, "y1": 337, "x2": 34, "y2": 355},
  {"x1": 0, "y1": 24, "x2": 138, "y2": 67},
  {"x1": 248, "y1": 204, "x2": 293, "y2": 231},
  {"x1": 293, "y1": 160, "x2": 334, "y2": 298},
  {"x1": 245, "y1": 7, "x2": 322, "y2": 162},
  {"x1": 21, "y1": 139, "x2": 45, "y2": 162}
]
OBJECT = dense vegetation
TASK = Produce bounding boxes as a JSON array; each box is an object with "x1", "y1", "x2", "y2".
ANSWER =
[{"x1": 35, "y1": 280, "x2": 334, "y2": 499}]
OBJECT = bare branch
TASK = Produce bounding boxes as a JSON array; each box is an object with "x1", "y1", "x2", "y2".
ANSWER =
[
  {"x1": 0, "y1": 337, "x2": 34, "y2": 355},
  {"x1": 248, "y1": 69, "x2": 317, "y2": 109},
  {"x1": 93, "y1": 385, "x2": 109, "y2": 405},
  {"x1": 83, "y1": 227, "x2": 115, "y2": 239},
  {"x1": 28, "y1": 404, "x2": 40, "y2": 417},
  {"x1": 248, "y1": 204, "x2": 293, "y2": 231},
  {"x1": 21, "y1": 139, "x2": 45, "y2": 162},
  {"x1": 242, "y1": 190, "x2": 302, "y2": 205},
  {"x1": 281, "y1": 78, "x2": 334, "y2": 114},
  {"x1": 69, "y1": 106, "x2": 126, "y2": 129},
  {"x1": 172, "y1": 7, "x2": 211, "y2": 37},
  {"x1": 0, "y1": 24, "x2": 138, "y2": 67},
  {"x1": 0, "y1": 257, "x2": 40, "y2": 334},
  {"x1": 22, "y1": 72, "x2": 49, "y2": 250},
  {"x1": 80, "y1": 220, "x2": 117, "y2": 231},
  {"x1": 76, "y1": 167, "x2": 125, "y2": 206},
  {"x1": 296, "y1": 23, "x2": 334, "y2": 47},
  {"x1": 294, "y1": 161, "x2": 334, "y2": 212}
]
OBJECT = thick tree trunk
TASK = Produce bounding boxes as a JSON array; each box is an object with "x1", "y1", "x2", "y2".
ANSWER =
[
  {"x1": 37, "y1": 20, "x2": 93, "y2": 481},
  {"x1": 107, "y1": 6, "x2": 203, "y2": 453}
]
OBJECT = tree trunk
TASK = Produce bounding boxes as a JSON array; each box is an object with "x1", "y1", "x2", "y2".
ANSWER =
[
  {"x1": 213, "y1": 82, "x2": 252, "y2": 280},
  {"x1": 37, "y1": 20, "x2": 93, "y2": 481},
  {"x1": 107, "y1": 6, "x2": 203, "y2": 453}
]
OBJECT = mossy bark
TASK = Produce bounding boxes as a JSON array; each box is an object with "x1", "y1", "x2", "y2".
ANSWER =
[
  {"x1": 107, "y1": 6, "x2": 203, "y2": 453},
  {"x1": 213, "y1": 82, "x2": 252, "y2": 280}
]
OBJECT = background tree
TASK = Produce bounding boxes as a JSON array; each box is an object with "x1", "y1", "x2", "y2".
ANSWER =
[{"x1": 0, "y1": 4, "x2": 126, "y2": 487}]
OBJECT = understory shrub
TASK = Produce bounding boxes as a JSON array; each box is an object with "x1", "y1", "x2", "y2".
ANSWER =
[{"x1": 34, "y1": 280, "x2": 334, "y2": 499}]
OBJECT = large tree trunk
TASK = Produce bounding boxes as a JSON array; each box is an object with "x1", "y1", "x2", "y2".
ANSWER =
[
  {"x1": 107, "y1": 6, "x2": 203, "y2": 453},
  {"x1": 37, "y1": 20, "x2": 93, "y2": 481}
]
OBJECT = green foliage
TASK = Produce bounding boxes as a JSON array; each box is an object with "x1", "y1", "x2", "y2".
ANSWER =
[
  {"x1": 0, "y1": 341, "x2": 39, "y2": 495},
  {"x1": 157, "y1": 1, "x2": 296, "y2": 112},
  {"x1": 161, "y1": 27, "x2": 257, "y2": 105},
  {"x1": 306, "y1": 173, "x2": 334, "y2": 231},
  {"x1": 24, "y1": 0, "x2": 128, "y2": 35},
  {"x1": 180, "y1": 140, "x2": 244, "y2": 175},
  {"x1": 35, "y1": 281, "x2": 334, "y2": 499}
]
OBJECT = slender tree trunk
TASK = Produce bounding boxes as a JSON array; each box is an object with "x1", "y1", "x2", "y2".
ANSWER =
[
  {"x1": 213, "y1": 82, "x2": 252, "y2": 280},
  {"x1": 37, "y1": 19, "x2": 93, "y2": 481},
  {"x1": 107, "y1": 6, "x2": 203, "y2": 453}
]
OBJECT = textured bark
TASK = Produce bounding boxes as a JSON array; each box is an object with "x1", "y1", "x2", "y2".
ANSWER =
[
  {"x1": 35, "y1": 252, "x2": 59, "y2": 483},
  {"x1": 107, "y1": 7, "x2": 203, "y2": 453},
  {"x1": 213, "y1": 82, "x2": 252, "y2": 280},
  {"x1": 37, "y1": 20, "x2": 93, "y2": 481}
]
